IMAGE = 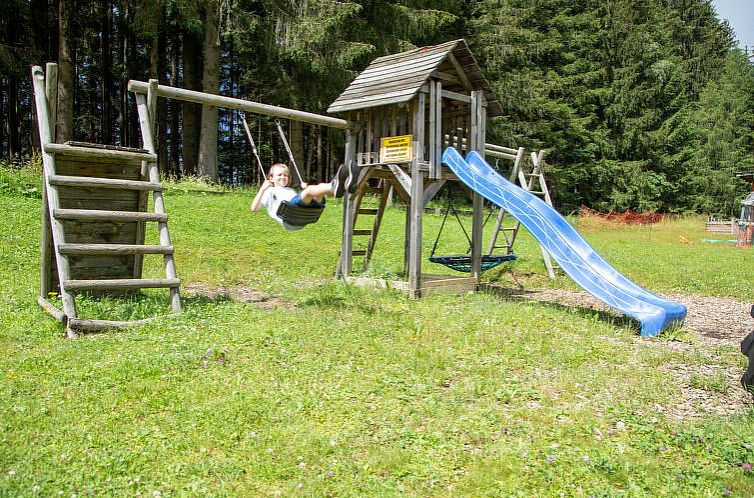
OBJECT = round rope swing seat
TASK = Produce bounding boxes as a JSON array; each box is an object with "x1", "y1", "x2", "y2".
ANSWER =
[
  {"x1": 429, "y1": 254, "x2": 517, "y2": 273},
  {"x1": 429, "y1": 189, "x2": 517, "y2": 273}
]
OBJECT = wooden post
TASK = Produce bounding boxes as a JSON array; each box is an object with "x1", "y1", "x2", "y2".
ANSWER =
[
  {"x1": 31, "y1": 65, "x2": 78, "y2": 325},
  {"x1": 469, "y1": 90, "x2": 485, "y2": 283},
  {"x1": 134, "y1": 79, "x2": 159, "y2": 279},
  {"x1": 431, "y1": 80, "x2": 443, "y2": 179},
  {"x1": 40, "y1": 63, "x2": 58, "y2": 300},
  {"x1": 408, "y1": 94, "x2": 425, "y2": 297},
  {"x1": 135, "y1": 92, "x2": 181, "y2": 313},
  {"x1": 338, "y1": 126, "x2": 356, "y2": 277},
  {"x1": 45, "y1": 63, "x2": 58, "y2": 139}
]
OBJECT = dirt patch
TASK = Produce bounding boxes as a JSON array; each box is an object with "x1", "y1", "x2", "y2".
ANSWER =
[
  {"x1": 182, "y1": 283, "x2": 294, "y2": 310},
  {"x1": 489, "y1": 285, "x2": 754, "y2": 419}
]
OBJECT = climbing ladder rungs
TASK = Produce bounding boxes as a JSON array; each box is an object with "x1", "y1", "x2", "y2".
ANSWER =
[
  {"x1": 59, "y1": 243, "x2": 174, "y2": 256},
  {"x1": 54, "y1": 208, "x2": 168, "y2": 222},
  {"x1": 362, "y1": 187, "x2": 383, "y2": 195},
  {"x1": 49, "y1": 174, "x2": 163, "y2": 191},
  {"x1": 352, "y1": 250, "x2": 367, "y2": 256},
  {"x1": 353, "y1": 229, "x2": 372, "y2": 236},
  {"x1": 64, "y1": 278, "x2": 181, "y2": 291},
  {"x1": 358, "y1": 208, "x2": 379, "y2": 215}
]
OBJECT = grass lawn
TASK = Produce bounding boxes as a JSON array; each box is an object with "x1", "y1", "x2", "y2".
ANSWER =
[{"x1": 1, "y1": 165, "x2": 753, "y2": 496}]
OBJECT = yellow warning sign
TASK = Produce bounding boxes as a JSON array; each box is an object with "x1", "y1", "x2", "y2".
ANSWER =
[{"x1": 380, "y1": 135, "x2": 413, "y2": 163}]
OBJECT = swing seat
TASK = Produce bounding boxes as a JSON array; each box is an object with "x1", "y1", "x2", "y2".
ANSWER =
[
  {"x1": 429, "y1": 254, "x2": 517, "y2": 273},
  {"x1": 276, "y1": 201, "x2": 325, "y2": 227}
]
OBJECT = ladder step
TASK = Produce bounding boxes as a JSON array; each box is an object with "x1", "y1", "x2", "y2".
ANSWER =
[
  {"x1": 68, "y1": 317, "x2": 158, "y2": 332},
  {"x1": 49, "y1": 175, "x2": 162, "y2": 191},
  {"x1": 352, "y1": 250, "x2": 367, "y2": 256},
  {"x1": 64, "y1": 278, "x2": 181, "y2": 291},
  {"x1": 357, "y1": 208, "x2": 379, "y2": 215},
  {"x1": 44, "y1": 142, "x2": 156, "y2": 162},
  {"x1": 529, "y1": 191, "x2": 545, "y2": 195},
  {"x1": 353, "y1": 229, "x2": 372, "y2": 236},
  {"x1": 362, "y1": 187, "x2": 383, "y2": 195},
  {"x1": 59, "y1": 243, "x2": 174, "y2": 256},
  {"x1": 54, "y1": 208, "x2": 167, "y2": 223}
]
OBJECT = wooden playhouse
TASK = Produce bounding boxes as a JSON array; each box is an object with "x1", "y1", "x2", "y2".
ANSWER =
[{"x1": 328, "y1": 39, "x2": 509, "y2": 297}]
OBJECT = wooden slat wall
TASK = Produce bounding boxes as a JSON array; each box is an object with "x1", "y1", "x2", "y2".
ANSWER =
[{"x1": 46, "y1": 155, "x2": 146, "y2": 290}]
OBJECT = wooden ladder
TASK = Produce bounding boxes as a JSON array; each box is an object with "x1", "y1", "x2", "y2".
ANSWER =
[
  {"x1": 349, "y1": 177, "x2": 391, "y2": 271},
  {"x1": 487, "y1": 150, "x2": 558, "y2": 278},
  {"x1": 33, "y1": 65, "x2": 180, "y2": 336}
]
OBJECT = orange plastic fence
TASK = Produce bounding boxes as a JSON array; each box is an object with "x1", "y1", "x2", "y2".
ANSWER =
[{"x1": 579, "y1": 206, "x2": 664, "y2": 225}]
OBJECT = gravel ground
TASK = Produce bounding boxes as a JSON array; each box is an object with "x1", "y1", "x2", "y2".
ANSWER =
[{"x1": 500, "y1": 286, "x2": 754, "y2": 419}]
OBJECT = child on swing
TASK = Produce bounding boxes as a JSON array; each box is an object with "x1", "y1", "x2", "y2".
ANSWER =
[{"x1": 251, "y1": 161, "x2": 359, "y2": 231}]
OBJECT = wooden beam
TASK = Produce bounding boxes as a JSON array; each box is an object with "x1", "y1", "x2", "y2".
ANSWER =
[
  {"x1": 135, "y1": 92, "x2": 182, "y2": 313},
  {"x1": 447, "y1": 53, "x2": 473, "y2": 91},
  {"x1": 54, "y1": 209, "x2": 168, "y2": 222},
  {"x1": 470, "y1": 91, "x2": 485, "y2": 283},
  {"x1": 45, "y1": 63, "x2": 58, "y2": 141},
  {"x1": 423, "y1": 180, "x2": 446, "y2": 207},
  {"x1": 31, "y1": 65, "x2": 78, "y2": 321},
  {"x1": 49, "y1": 175, "x2": 163, "y2": 191},
  {"x1": 408, "y1": 94, "x2": 425, "y2": 297},
  {"x1": 338, "y1": 128, "x2": 357, "y2": 277},
  {"x1": 40, "y1": 63, "x2": 58, "y2": 300},
  {"x1": 129, "y1": 80, "x2": 351, "y2": 130},
  {"x1": 43, "y1": 142, "x2": 156, "y2": 162},
  {"x1": 432, "y1": 70, "x2": 461, "y2": 85},
  {"x1": 386, "y1": 163, "x2": 412, "y2": 193},
  {"x1": 64, "y1": 278, "x2": 181, "y2": 291},
  {"x1": 440, "y1": 89, "x2": 471, "y2": 103}
]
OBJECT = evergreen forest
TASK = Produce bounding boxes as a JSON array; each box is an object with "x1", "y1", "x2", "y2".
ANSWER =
[{"x1": 2, "y1": 0, "x2": 753, "y2": 215}]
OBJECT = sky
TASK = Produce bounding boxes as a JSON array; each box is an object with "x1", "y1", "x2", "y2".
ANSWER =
[{"x1": 711, "y1": 0, "x2": 754, "y2": 51}]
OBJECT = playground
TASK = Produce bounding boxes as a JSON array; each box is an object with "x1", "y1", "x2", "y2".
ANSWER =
[
  {"x1": 2, "y1": 40, "x2": 754, "y2": 495},
  {"x1": 2, "y1": 171, "x2": 754, "y2": 494}
]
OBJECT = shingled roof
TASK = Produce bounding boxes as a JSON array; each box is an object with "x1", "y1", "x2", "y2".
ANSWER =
[{"x1": 327, "y1": 39, "x2": 502, "y2": 117}]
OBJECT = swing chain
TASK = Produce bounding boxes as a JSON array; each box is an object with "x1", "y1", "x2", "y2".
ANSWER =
[{"x1": 274, "y1": 119, "x2": 306, "y2": 187}]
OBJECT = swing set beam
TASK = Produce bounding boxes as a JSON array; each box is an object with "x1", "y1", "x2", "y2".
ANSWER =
[{"x1": 128, "y1": 80, "x2": 351, "y2": 130}]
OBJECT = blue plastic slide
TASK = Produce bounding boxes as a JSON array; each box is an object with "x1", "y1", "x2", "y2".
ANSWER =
[{"x1": 442, "y1": 147, "x2": 686, "y2": 336}]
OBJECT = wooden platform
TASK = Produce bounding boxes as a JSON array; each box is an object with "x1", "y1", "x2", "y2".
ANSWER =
[{"x1": 346, "y1": 274, "x2": 477, "y2": 298}]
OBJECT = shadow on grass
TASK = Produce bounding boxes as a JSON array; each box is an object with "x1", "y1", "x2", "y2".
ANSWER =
[{"x1": 482, "y1": 283, "x2": 640, "y2": 332}]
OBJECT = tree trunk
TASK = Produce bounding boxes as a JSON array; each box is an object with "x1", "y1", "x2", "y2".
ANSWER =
[
  {"x1": 156, "y1": 11, "x2": 168, "y2": 171},
  {"x1": 169, "y1": 19, "x2": 181, "y2": 177},
  {"x1": 182, "y1": 27, "x2": 203, "y2": 176},
  {"x1": 57, "y1": 0, "x2": 75, "y2": 143},
  {"x1": 0, "y1": 80, "x2": 5, "y2": 159},
  {"x1": 101, "y1": 0, "x2": 113, "y2": 144},
  {"x1": 9, "y1": 76, "x2": 20, "y2": 160},
  {"x1": 197, "y1": 0, "x2": 221, "y2": 183},
  {"x1": 30, "y1": 0, "x2": 50, "y2": 63},
  {"x1": 29, "y1": 0, "x2": 49, "y2": 150},
  {"x1": 118, "y1": 4, "x2": 129, "y2": 146},
  {"x1": 127, "y1": 17, "x2": 139, "y2": 147}
]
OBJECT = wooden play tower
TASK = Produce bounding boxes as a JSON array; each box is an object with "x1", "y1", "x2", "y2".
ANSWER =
[{"x1": 328, "y1": 39, "x2": 503, "y2": 297}]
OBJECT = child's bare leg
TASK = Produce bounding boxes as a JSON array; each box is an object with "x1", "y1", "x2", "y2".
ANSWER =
[{"x1": 300, "y1": 182, "x2": 333, "y2": 204}]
